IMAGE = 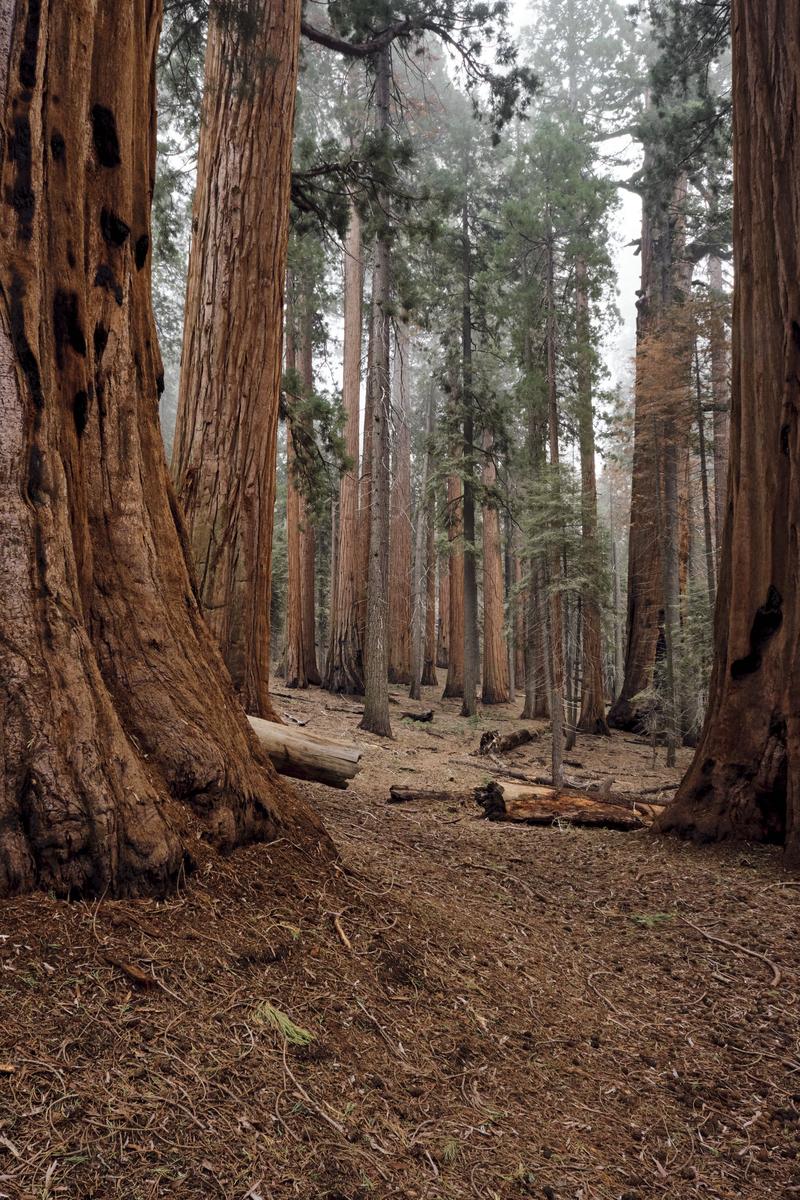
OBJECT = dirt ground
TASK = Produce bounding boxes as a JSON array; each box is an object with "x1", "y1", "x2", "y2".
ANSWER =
[{"x1": 1, "y1": 680, "x2": 799, "y2": 1199}]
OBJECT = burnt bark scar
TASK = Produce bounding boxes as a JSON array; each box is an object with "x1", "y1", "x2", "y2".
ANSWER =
[{"x1": 731, "y1": 585, "x2": 783, "y2": 679}]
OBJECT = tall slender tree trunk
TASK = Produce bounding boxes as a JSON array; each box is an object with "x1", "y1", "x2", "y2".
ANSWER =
[
  {"x1": 298, "y1": 301, "x2": 320, "y2": 685},
  {"x1": 171, "y1": 0, "x2": 300, "y2": 719},
  {"x1": 359, "y1": 48, "x2": 392, "y2": 738},
  {"x1": 545, "y1": 229, "x2": 565, "y2": 781},
  {"x1": 0, "y1": 0, "x2": 322, "y2": 898},
  {"x1": 443, "y1": 471, "x2": 465, "y2": 698},
  {"x1": 356, "y1": 268, "x2": 376, "y2": 660},
  {"x1": 284, "y1": 287, "x2": 307, "y2": 688},
  {"x1": 660, "y1": 1, "x2": 800, "y2": 863},
  {"x1": 437, "y1": 554, "x2": 450, "y2": 669},
  {"x1": 389, "y1": 322, "x2": 413, "y2": 683},
  {"x1": 481, "y1": 430, "x2": 509, "y2": 702},
  {"x1": 326, "y1": 206, "x2": 364, "y2": 692},
  {"x1": 422, "y1": 386, "x2": 438, "y2": 686},
  {"x1": 709, "y1": 254, "x2": 730, "y2": 563},
  {"x1": 461, "y1": 197, "x2": 479, "y2": 717},
  {"x1": 513, "y1": 547, "x2": 526, "y2": 691},
  {"x1": 575, "y1": 259, "x2": 609, "y2": 734},
  {"x1": 694, "y1": 338, "x2": 716, "y2": 610}
]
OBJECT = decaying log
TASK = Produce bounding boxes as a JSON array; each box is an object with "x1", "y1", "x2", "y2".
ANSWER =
[
  {"x1": 247, "y1": 716, "x2": 362, "y2": 788},
  {"x1": 475, "y1": 781, "x2": 664, "y2": 830},
  {"x1": 401, "y1": 710, "x2": 434, "y2": 723},
  {"x1": 478, "y1": 728, "x2": 537, "y2": 755},
  {"x1": 389, "y1": 785, "x2": 472, "y2": 804}
]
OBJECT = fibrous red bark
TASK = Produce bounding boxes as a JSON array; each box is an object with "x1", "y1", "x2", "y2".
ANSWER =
[
  {"x1": 171, "y1": 0, "x2": 301, "y2": 718},
  {"x1": 325, "y1": 206, "x2": 364, "y2": 693},
  {"x1": 659, "y1": 0, "x2": 800, "y2": 864},
  {"x1": 0, "y1": 0, "x2": 322, "y2": 898},
  {"x1": 481, "y1": 429, "x2": 509, "y2": 703},
  {"x1": 388, "y1": 321, "x2": 413, "y2": 683}
]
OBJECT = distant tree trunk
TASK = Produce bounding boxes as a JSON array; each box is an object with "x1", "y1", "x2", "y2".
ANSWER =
[
  {"x1": 443, "y1": 471, "x2": 465, "y2": 698},
  {"x1": 172, "y1": 0, "x2": 300, "y2": 719},
  {"x1": 357, "y1": 267, "x2": 376, "y2": 658},
  {"x1": 504, "y1": 516, "x2": 516, "y2": 702},
  {"x1": 660, "y1": 1, "x2": 800, "y2": 863},
  {"x1": 0, "y1": 0, "x2": 322, "y2": 898},
  {"x1": 655, "y1": 419, "x2": 680, "y2": 767},
  {"x1": 422, "y1": 385, "x2": 438, "y2": 686},
  {"x1": 461, "y1": 197, "x2": 479, "y2": 717},
  {"x1": 437, "y1": 553, "x2": 450, "y2": 669},
  {"x1": 608, "y1": 484, "x2": 625, "y2": 700},
  {"x1": 298, "y1": 301, "x2": 320, "y2": 685},
  {"x1": 359, "y1": 48, "x2": 392, "y2": 738},
  {"x1": 545, "y1": 229, "x2": 565, "y2": 778},
  {"x1": 326, "y1": 206, "x2": 364, "y2": 692},
  {"x1": 609, "y1": 169, "x2": 689, "y2": 730},
  {"x1": 694, "y1": 337, "x2": 716, "y2": 609},
  {"x1": 513, "y1": 547, "x2": 526, "y2": 690},
  {"x1": 389, "y1": 322, "x2": 413, "y2": 683},
  {"x1": 284, "y1": 287, "x2": 307, "y2": 689},
  {"x1": 481, "y1": 430, "x2": 510, "y2": 703},
  {"x1": 575, "y1": 260, "x2": 609, "y2": 734},
  {"x1": 709, "y1": 254, "x2": 730, "y2": 563}
]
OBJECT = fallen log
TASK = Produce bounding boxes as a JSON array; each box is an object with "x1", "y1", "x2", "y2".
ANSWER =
[
  {"x1": 478, "y1": 728, "x2": 537, "y2": 755},
  {"x1": 401, "y1": 709, "x2": 434, "y2": 723},
  {"x1": 247, "y1": 716, "x2": 362, "y2": 789},
  {"x1": 389, "y1": 785, "x2": 471, "y2": 804},
  {"x1": 475, "y1": 781, "x2": 663, "y2": 831}
]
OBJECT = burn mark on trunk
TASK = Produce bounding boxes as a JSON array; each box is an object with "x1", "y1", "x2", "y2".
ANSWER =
[
  {"x1": 134, "y1": 233, "x2": 150, "y2": 270},
  {"x1": 91, "y1": 105, "x2": 121, "y2": 168},
  {"x1": 50, "y1": 130, "x2": 66, "y2": 163},
  {"x1": 19, "y1": 0, "x2": 41, "y2": 89},
  {"x1": 53, "y1": 290, "x2": 87, "y2": 366},
  {"x1": 93, "y1": 323, "x2": 109, "y2": 363},
  {"x1": 94, "y1": 264, "x2": 123, "y2": 305},
  {"x1": 156, "y1": 371, "x2": 165, "y2": 395},
  {"x1": 7, "y1": 113, "x2": 35, "y2": 240},
  {"x1": 731, "y1": 585, "x2": 783, "y2": 679},
  {"x1": 27, "y1": 443, "x2": 46, "y2": 504},
  {"x1": 100, "y1": 208, "x2": 130, "y2": 247},
  {"x1": 7, "y1": 273, "x2": 44, "y2": 412},
  {"x1": 780, "y1": 424, "x2": 790, "y2": 455},
  {"x1": 73, "y1": 390, "x2": 89, "y2": 436}
]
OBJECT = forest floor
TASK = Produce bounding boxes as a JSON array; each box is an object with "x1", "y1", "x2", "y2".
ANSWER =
[{"x1": 1, "y1": 681, "x2": 799, "y2": 1200}]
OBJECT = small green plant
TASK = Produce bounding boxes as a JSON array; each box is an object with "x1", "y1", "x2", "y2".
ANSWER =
[
  {"x1": 630, "y1": 912, "x2": 674, "y2": 928},
  {"x1": 251, "y1": 1001, "x2": 315, "y2": 1045}
]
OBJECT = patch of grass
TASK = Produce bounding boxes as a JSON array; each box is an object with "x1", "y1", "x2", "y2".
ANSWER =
[
  {"x1": 630, "y1": 911, "x2": 675, "y2": 928},
  {"x1": 252, "y1": 1001, "x2": 315, "y2": 1045}
]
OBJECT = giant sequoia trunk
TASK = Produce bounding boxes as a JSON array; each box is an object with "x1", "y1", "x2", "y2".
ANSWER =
[
  {"x1": 0, "y1": 0, "x2": 322, "y2": 898},
  {"x1": 709, "y1": 254, "x2": 730, "y2": 562},
  {"x1": 659, "y1": 1, "x2": 800, "y2": 863},
  {"x1": 481, "y1": 430, "x2": 509, "y2": 703},
  {"x1": 171, "y1": 0, "x2": 301, "y2": 719},
  {"x1": 608, "y1": 168, "x2": 688, "y2": 730},
  {"x1": 359, "y1": 47, "x2": 392, "y2": 738},
  {"x1": 325, "y1": 206, "x2": 364, "y2": 693},
  {"x1": 388, "y1": 321, "x2": 413, "y2": 683}
]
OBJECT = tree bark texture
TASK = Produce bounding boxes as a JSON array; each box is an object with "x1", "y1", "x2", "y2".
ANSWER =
[
  {"x1": 356, "y1": 267, "x2": 376, "y2": 657},
  {"x1": 171, "y1": 0, "x2": 301, "y2": 718},
  {"x1": 0, "y1": 0, "x2": 322, "y2": 898},
  {"x1": 388, "y1": 321, "x2": 412, "y2": 683},
  {"x1": 325, "y1": 206, "x2": 364, "y2": 693},
  {"x1": 481, "y1": 429, "x2": 509, "y2": 703},
  {"x1": 659, "y1": 1, "x2": 800, "y2": 863}
]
